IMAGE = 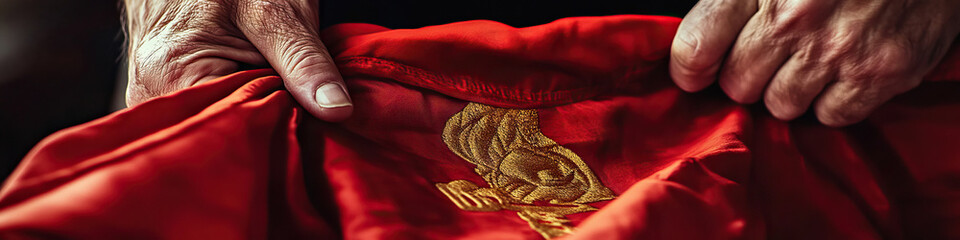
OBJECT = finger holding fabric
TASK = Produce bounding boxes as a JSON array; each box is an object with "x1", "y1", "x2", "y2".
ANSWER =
[
  {"x1": 235, "y1": 0, "x2": 353, "y2": 121},
  {"x1": 670, "y1": 0, "x2": 757, "y2": 92},
  {"x1": 125, "y1": 0, "x2": 353, "y2": 122},
  {"x1": 670, "y1": 0, "x2": 960, "y2": 127}
]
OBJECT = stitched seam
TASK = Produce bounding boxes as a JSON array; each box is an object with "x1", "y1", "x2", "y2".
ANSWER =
[{"x1": 335, "y1": 56, "x2": 629, "y2": 108}]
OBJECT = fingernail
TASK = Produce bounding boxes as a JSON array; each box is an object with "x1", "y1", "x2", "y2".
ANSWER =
[{"x1": 315, "y1": 83, "x2": 352, "y2": 108}]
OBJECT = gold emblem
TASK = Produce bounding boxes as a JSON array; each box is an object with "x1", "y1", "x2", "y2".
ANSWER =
[{"x1": 436, "y1": 103, "x2": 616, "y2": 239}]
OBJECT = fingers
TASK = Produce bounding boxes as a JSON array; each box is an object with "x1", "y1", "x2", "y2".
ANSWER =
[
  {"x1": 235, "y1": 0, "x2": 353, "y2": 122},
  {"x1": 813, "y1": 42, "x2": 922, "y2": 127},
  {"x1": 184, "y1": 37, "x2": 269, "y2": 85},
  {"x1": 763, "y1": 49, "x2": 834, "y2": 120},
  {"x1": 718, "y1": 15, "x2": 794, "y2": 104},
  {"x1": 670, "y1": 0, "x2": 758, "y2": 92},
  {"x1": 671, "y1": 0, "x2": 947, "y2": 128},
  {"x1": 812, "y1": 81, "x2": 897, "y2": 127},
  {"x1": 127, "y1": 30, "x2": 268, "y2": 106}
]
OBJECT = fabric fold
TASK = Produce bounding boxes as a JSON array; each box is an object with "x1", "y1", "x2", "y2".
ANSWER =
[{"x1": 0, "y1": 15, "x2": 958, "y2": 240}]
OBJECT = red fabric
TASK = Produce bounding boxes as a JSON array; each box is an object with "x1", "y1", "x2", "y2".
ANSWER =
[{"x1": 1, "y1": 15, "x2": 959, "y2": 239}]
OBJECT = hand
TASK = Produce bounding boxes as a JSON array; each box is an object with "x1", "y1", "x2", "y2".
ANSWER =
[
  {"x1": 124, "y1": 0, "x2": 352, "y2": 121},
  {"x1": 670, "y1": 0, "x2": 960, "y2": 126}
]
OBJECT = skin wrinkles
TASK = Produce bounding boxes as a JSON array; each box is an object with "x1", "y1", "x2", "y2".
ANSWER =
[
  {"x1": 125, "y1": 0, "x2": 353, "y2": 121},
  {"x1": 671, "y1": 0, "x2": 960, "y2": 127},
  {"x1": 128, "y1": 0, "x2": 956, "y2": 126}
]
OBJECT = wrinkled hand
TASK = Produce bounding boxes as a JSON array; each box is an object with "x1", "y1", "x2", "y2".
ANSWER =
[
  {"x1": 124, "y1": 0, "x2": 352, "y2": 121},
  {"x1": 670, "y1": 0, "x2": 960, "y2": 126}
]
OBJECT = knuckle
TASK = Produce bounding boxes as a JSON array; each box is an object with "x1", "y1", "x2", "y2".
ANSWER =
[
  {"x1": 126, "y1": 61, "x2": 184, "y2": 106},
  {"x1": 838, "y1": 42, "x2": 914, "y2": 87},
  {"x1": 280, "y1": 38, "x2": 327, "y2": 67},
  {"x1": 758, "y1": 0, "x2": 836, "y2": 42},
  {"x1": 761, "y1": 2, "x2": 813, "y2": 38},
  {"x1": 124, "y1": 77, "x2": 150, "y2": 106},
  {"x1": 871, "y1": 42, "x2": 914, "y2": 77},
  {"x1": 764, "y1": 17, "x2": 795, "y2": 39},
  {"x1": 821, "y1": 42, "x2": 851, "y2": 66},
  {"x1": 765, "y1": 91, "x2": 804, "y2": 120},
  {"x1": 276, "y1": 38, "x2": 336, "y2": 81},
  {"x1": 720, "y1": 78, "x2": 757, "y2": 104},
  {"x1": 128, "y1": 34, "x2": 206, "y2": 105},
  {"x1": 768, "y1": 77, "x2": 802, "y2": 104},
  {"x1": 815, "y1": 88, "x2": 876, "y2": 127},
  {"x1": 815, "y1": 103, "x2": 855, "y2": 127},
  {"x1": 240, "y1": 0, "x2": 313, "y2": 36},
  {"x1": 125, "y1": 0, "x2": 237, "y2": 106},
  {"x1": 820, "y1": 28, "x2": 860, "y2": 63},
  {"x1": 670, "y1": 34, "x2": 714, "y2": 73}
]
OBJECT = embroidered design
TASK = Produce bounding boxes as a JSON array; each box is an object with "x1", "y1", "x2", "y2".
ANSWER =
[{"x1": 437, "y1": 103, "x2": 616, "y2": 239}]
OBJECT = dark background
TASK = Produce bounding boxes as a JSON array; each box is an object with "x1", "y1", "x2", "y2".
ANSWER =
[{"x1": 0, "y1": 0, "x2": 697, "y2": 181}]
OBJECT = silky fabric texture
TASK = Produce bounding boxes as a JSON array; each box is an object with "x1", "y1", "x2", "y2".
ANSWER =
[{"x1": 1, "y1": 15, "x2": 959, "y2": 239}]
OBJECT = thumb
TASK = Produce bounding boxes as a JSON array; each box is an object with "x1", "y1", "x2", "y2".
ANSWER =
[
  {"x1": 670, "y1": 0, "x2": 757, "y2": 92},
  {"x1": 235, "y1": 0, "x2": 352, "y2": 122}
]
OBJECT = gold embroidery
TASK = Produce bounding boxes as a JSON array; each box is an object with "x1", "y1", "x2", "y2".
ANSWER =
[{"x1": 437, "y1": 103, "x2": 616, "y2": 239}]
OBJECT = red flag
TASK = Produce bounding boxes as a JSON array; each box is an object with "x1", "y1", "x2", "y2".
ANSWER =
[{"x1": 1, "y1": 15, "x2": 959, "y2": 239}]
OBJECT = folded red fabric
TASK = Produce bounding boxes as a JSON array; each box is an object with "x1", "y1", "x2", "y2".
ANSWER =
[{"x1": 1, "y1": 15, "x2": 959, "y2": 239}]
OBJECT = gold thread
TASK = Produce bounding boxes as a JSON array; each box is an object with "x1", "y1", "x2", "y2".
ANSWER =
[{"x1": 436, "y1": 103, "x2": 616, "y2": 239}]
